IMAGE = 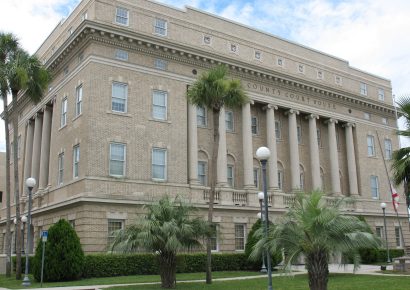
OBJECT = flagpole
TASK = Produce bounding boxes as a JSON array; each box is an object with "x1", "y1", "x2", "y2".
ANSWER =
[{"x1": 375, "y1": 131, "x2": 406, "y2": 249}]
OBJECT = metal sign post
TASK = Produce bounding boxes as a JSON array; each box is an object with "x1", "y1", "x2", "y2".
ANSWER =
[{"x1": 41, "y1": 230, "x2": 48, "y2": 287}]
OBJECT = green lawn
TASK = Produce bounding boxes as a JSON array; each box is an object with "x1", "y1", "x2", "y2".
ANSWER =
[
  {"x1": 107, "y1": 274, "x2": 410, "y2": 290},
  {"x1": 0, "y1": 271, "x2": 260, "y2": 289}
]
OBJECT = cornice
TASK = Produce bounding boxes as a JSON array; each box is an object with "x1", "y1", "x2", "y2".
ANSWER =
[{"x1": 44, "y1": 20, "x2": 397, "y2": 116}]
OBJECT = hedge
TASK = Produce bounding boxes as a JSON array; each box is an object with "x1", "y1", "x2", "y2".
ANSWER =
[{"x1": 358, "y1": 248, "x2": 404, "y2": 264}]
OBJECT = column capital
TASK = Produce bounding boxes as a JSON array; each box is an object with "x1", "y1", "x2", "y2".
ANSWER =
[
  {"x1": 325, "y1": 118, "x2": 338, "y2": 124},
  {"x1": 263, "y1": 104, "x2": 278, "y2": 110},
  {"x1": 51, "y1": 96, "x2": 57, "y2": 105},
  {"x1": 305, "y1": 114, "x2": 319, "y2": 120},
  {"x1": 285, "y1": 109, "x2": 299, "y2": 116},
  {"x1": 342, "y1": 122, "x2": 356, "y2": 128}
]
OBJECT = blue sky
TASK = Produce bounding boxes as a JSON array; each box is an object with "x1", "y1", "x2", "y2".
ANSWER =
[{"x1": 1, "y1": 0, "x2": 410, "y2": 150}]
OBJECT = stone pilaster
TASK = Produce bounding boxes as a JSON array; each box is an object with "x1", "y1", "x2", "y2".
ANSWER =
[
  {"x1": 39, "y1": 106, "x2": 52, "y2": 190},
  {"x1": 23, "y1": 120, "x2": 34, "y2": 195},
  {"x1": 286, "y1": 109, "x2": 300, "y2": 190},
  {"x1": 217, "y1": 107, "x2": 227, "y2": 187},
  {"x1": 188, "y1": 103, "x2": 199, "y2": 184},
  {"x1": 326, "y1": 118, "x2": 341, "y2": 195},
  {"x1": 31, "y1": 113, "x2": 43, "y2": 192},
  {"x1": 344, "y1": 123, "x2": 359, "y2": 196},
  {"x1": 266, "y1": 104, "x2": 278, "y2": 191},
  {"x1": 242, "y1": 102, "x2": 254, "y2": 189}
]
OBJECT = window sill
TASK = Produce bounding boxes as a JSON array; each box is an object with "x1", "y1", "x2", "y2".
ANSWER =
[
  {"x1": 149, "y1": 118, "x2": 171, "y2": 124},
  {"x1": 152, "y1": 178, "x2": 167, "y2": 182},
  {"x1": 153, "y1": 32, "x2": 167, "y2": 37},
  {"x1": 106, "y1": 111, "x2": 132, "y2": 118},
  {"x1": 72, "y1": 113, "x2": 82, "y2": 121},
  {"x1": 109, "y1": 174, "x2": 126, "y2": 179},
  {"x1": 114, "y1": 21, "x2": 129, "y2": 27},
  {"x1": 58, "y1": 125, "x2": 67, "y2": 131}
]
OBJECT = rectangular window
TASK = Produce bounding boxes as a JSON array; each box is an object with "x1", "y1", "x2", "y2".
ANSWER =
[
  {"x1": 115, "y1": 7, "x2": 129, "y2": 26},
  {"x1": 60, "y1": 98, "x2": 67, "y2": 127},
  {"x1": 297, "y1": 125, "x2": 302, "y2": 144},
  {"x1": 227, "y1": 165, "x2": 234, "y2": 187},
  {"x1": 360, "y1": 82, "x2": 368, "y2": 96},
  {"x1": 210, "y1": 224, "x2": 219, "y2": 251},
  {"x1": 115, "y1": 49, "x2": 128, "y2": 61},
  {"x1": 154, "y1": 58, "x2": 167, "y2": 70},
  {"x1": 367, "y1": 135, "x2": 375, "y2": 157},
  {"x1": 395, "y1": 227, "x2": 402, "y2": 247},
  {"x1": 75, "y1": 85, "x2": 82, "y2": 117},
  {"x1": 108, "y1": 219, "x2": 124, "y2": 245},
  {"x1": 235, "y1": 224, "x2": 246, "y2": 251},
  {"x1": 197, "y1": 106, "x2": 207, "y2": 127},
  {"x1": 73, "y1": 145, "x2": 80, "y2": 178},
  {"x1": 198, "y1": 161, "x2": 207, "y2": 186},
  {"x1": 378, "y1": 88, "x2": 385, "y2": 101},
  {"x1": 275, "y1": 120, "x2": 281, "y2": 140},
  {"x1": 152, "y1": 148, "x2": 167, "y2": 180},
  {"x1": 385, "y1": 139, "x2": 392, "y2": 160},
  {"x1": 112, "y1": 82, "x2": 128, "y2": 113},
  {"x1": 370, "y1": 175, "x2": 379, "y2": 199},
  {"x1": 375, "y1": 226, "x2": 383, "y2": 240},
  {"x1": 317, "y1": 128, "x2": 321, "y2": 146},
  {"x1": 278, "y1": 170, "x2": 283, "y2": 190},
  {"x1": 152, "y1": 91, "x2": 167, "y2": 120},
  {"x1": 225, "y1": 111, "x2": 234, "y2": 132},
  {"x1": 58, "y1": 152, "x2": 64, "y2": 185},
  {"x1": 17, "y1": 136, "x2": 21, "y2": 158},
  {"x1": 253, "y1": 168, "x2": 259, "y2": 188},
  {"x1": 154, "y1": 18, "x2": 167, "y2": 36},
  {"x1": 69, "y1": 220, "x2": 76, "y2": 229},
  {"x1": 251, "y1": 116, "x2": 258, "y2": 135},
  {"x1": 382, "y1": 117, "x2": 388, "y2": 125},
  {"x1": 109, "y1": 143, "x2": 126, "y2": 176},
  {"x1": 0, "y1": 191, "x2": 3, "y2": 204},
  {"x1": 364, "y1": 112, "x2": 370, "y2": 120}
]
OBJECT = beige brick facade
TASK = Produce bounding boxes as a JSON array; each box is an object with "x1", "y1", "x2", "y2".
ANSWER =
[{"x1": 1, "y1": 0, "x2": 409, "y2": 254}]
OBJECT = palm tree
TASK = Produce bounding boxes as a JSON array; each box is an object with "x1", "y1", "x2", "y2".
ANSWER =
[
  {"x1": 0, "y1": 32, "x2": 18, "y2": 277},
  {"x1": 110, "y1": 196, "x2": 208, "y2": 288},
  {"x1": 187, "y1": 65, "x2": 248, "y2": 283},
  {"x1": 252, "y1": 191, "x2": 380, "y2": 290},
  {"x1": 392, "y1": 96, "x2": 410, "y2": 209},
  {"x1": 5, "y1": 48, "x2": 49, "y2": 279}
]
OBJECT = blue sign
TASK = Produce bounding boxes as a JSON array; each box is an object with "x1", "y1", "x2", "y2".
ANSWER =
[{"x1": 42, "y1": 230, "x2": 48, "y2": 242}]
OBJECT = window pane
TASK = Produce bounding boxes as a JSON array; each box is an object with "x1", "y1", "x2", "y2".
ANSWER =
[
  {"x1": 110, "y1": 143, "x2": 125, "y2": 176},
  {"x1": 197, "y1": 107, "x2": 206, "y2": 127},
  {"x1": 116, "y1": 7, "x2": 128, "y2": 25},
  {"x1": 152, "y1": 149, "x2": 166, "y2": 179},
  {"x1": 235, "y1": 224, "x2": 245, "y2": 250},
  {"x1": 112, "y1": 83, "x2": 127, "y2": 112},
  {"x1": 198, "y1": 161, "x2": 207, "y2": 186},
  {"x1": 155, "y1": 58, "x2": 167, "y2": 70}
]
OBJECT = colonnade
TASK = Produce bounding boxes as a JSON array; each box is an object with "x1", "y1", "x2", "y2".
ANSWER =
[{"x1": 187, "y1": 102, "x2": 359, "y2": 196}]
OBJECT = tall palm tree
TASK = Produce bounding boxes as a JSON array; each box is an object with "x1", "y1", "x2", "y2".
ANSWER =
[
  {"x1": 252, "y1": 191, "x2": 380, "y2": 290},
  {"x1": 110, "y1": 196, "x2": 208, "y2": 288},
  {"x1": 5, "y1": 48, "x2": 49, "y2": 279},
  {"x1": 187, "y1": 65, "x2": 248, "y2": 283},
  {"x1": 392, "y1": 96, "x2": 410, "y2": 209},
  {"x1": 0, "y1": 32, "x2": 18, "y2": 277}
]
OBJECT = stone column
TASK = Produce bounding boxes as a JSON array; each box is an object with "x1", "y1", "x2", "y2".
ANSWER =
[
  {"x1": 23, "y1": 120, "x2": 34, "y2": 195},
  {"x1": 188, "y1": 103, "x2": 198, "y2": 184},
  {"x1": 39, "y1": 107, "x2": 52, "y2": 190},
  {"x1": 216, "y1": 107, "x2": 227, "y2": 187},
  {"x1": 306, "y1": 114, "x2": 321, "y2": 190},
  {"x1": 242, "y1": 102, "x2": 254, "y2": 189},
  {"x1": 344, "y1": 123, "x2": 359, "y2": 196},
  {"x1": 31, "y1": 113, "x2": 43, "y2": 192},
  {"x1": 326, "y1": 118, "x2": 341, "y2": 195},
  {"x1": 286, "y1": 109, "x2": 300, "y2": 190},
  {"x1": 266, "y1": 104, "x2": 278, "y2": 190}
]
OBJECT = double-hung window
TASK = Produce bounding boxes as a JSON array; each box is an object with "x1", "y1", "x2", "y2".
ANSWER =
[
  {"x1": 360, "y1": 82, "x2": 368, "y2": 96},
  {"x1": 225, "y1": 111, "x2": 234, "y2": 132},
  {"x1": 73, "y1": 145, "x2": 80, "y2": 178},
  {"x1": 234, "y1": 224, "x2": 246, "y2": 251},
  {"x1": 58, "y1": 153, "x2": 64, "y2": 185},
  {"x1": 198, "y1": 161, "x2": 207, "y2": 186},
  {"x1": 210, "y1": 224, "x2": 219, "y2": 251},
  {"x1": 370, "y1": 175, "x2": 379, "y2": 199},
  {"x1": 395, "y1": 227, "x2": 403, "y2": 247},
  {"x1": 108, "y1": 219, "x2": 124, "y2": 245},
  {"x1": 367, "y1": 135, "x2": 375, "y2": 157},
  {"x1": 251, "y1": 116, "x2": 258, "y2": 134},
  {"x1": 115, "y1": 49, "x2": 128, "y2": 61},
  {"x1": 60, "y1": 98, "x2": 67, "y2": 127},
  {"x1": 152, "y1": 90, "x2": 167, "y2": 120},
  {"x1": 154, "y1": 58, "x2": 167, "y2": 70},
  {"x1": 384, "y1": 139, "x2": 392, "y2": 160},
  {"x1": 154, "y1": 18, "x2": 167, "y2": 36},
  {"x1": 152, "y1": 148, "x2": 167, "y2": 180},
  {"x1": 115, "y1": 7, "x2": 129, "y2": 26},
  {"x1": 253, "y1": 168, "x2": 259, "y2": 188},
  {"x1": 275, "y1": 120, "x2": 281, "y2": 140},
  {"x1": 109, "y1": 143, "x2": 126, "y2": 177},
  {"x1": 197, "y1": 106, "x2": 207, "y2": 127},
  {"x1": 112, "y1": 82, "x2": 127, "y2": 113},
  {"x1": 378, "y1": 88, "x2": 385, "y2": 101},
  {"x1": 227, "y1": 165, "x2": 234, "y2": 187},
  {"x1": 75, "y1": 85, "x2": 82, "y2": 117}
]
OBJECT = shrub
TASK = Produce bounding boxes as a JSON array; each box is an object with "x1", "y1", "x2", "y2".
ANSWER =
[
  {"x1": 12, "y1": 256, "x2": 34, "y2": 273},
  {"x1": 32, "y1": 219, "x2": 84, "y2": 282},
  {"x1": 245, "y1": 219, "x2": 282, "y2": 270}
]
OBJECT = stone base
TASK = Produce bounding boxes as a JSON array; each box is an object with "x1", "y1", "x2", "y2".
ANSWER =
[{"x1": 393, "y1": 256, "x2": 410, "y2": 272}]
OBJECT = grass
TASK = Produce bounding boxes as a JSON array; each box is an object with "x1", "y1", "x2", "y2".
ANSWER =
[
  {"x1": 107, "y1": 274, "x2": 410, "y2": 290},
  {"x1": 0, "y1": 271, "x2": 260, "y2": 289}
]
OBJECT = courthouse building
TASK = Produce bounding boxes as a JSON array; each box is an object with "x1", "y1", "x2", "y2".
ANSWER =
[{"x1": 0, "y1": 0, "x2": 408, "y2": 253}]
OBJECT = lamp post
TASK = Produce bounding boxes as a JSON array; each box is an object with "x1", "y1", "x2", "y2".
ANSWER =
[
  {"x1": 21, "y1": 216, "x2": 27, "y2": 254},
  {"x1": 256, "y1": 146, "x2": 273, "y2": 290},
  {"x1": 22, "y1": 177, "x2": 36, "y2": 287},
  {"x1": 380, "y1": 202, "x2": 391, "y2": 263},
  {"x1": 258, "y1": 191, "x2": 267, "y2": 273}
]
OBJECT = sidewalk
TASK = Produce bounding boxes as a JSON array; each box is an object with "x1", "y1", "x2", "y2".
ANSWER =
[{"x1": 0, "y1": 264, "x2": 403, "y2": 290}]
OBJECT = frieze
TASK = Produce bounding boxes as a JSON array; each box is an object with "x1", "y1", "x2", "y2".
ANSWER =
[{"x1": 245, "y1": 82, "x2": 337, "y2": 110}]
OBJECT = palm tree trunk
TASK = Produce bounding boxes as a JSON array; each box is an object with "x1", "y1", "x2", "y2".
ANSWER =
[
  {"x1": 11, "y1": 92, "x2": 22, "y2": 279},
  {"x1": 159, "y1": 253, "x2": 177, "y2": 288},
  {"x1": 206, "y1": 108, "x2": 220, "y2": 284},
  {"x1": 307, "y1": 251, "x2": 329, "y2": 290},
  {"x1": 2, "y1": 98, "x2": 12, "y2": 277}
]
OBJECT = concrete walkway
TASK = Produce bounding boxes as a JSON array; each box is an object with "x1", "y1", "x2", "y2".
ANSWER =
[{"x1": 1, "y1": 264, "x2": 405, "y2": 290}]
